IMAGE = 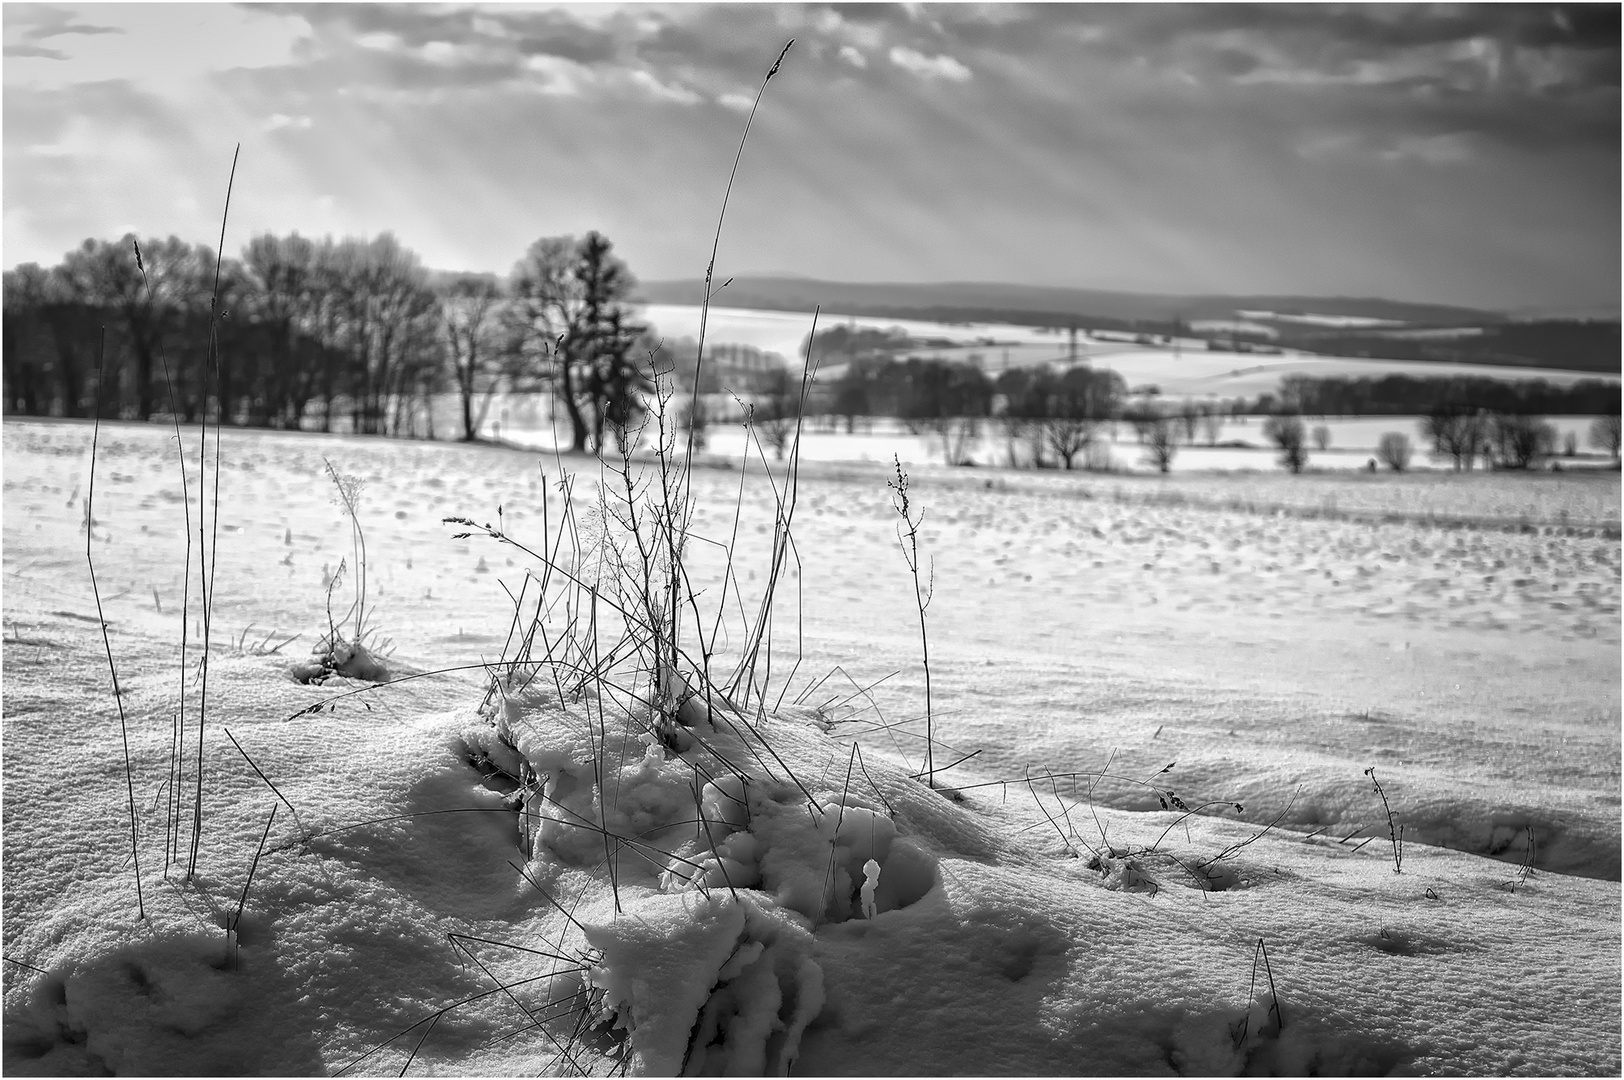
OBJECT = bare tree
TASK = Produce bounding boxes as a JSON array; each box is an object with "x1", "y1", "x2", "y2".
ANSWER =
[
  {"x1": 327, "y1": 235, "x2": 441, "y2": 436},
  {"x1": 1488, "y1": 413, "x2": 1556, "y2": 470},
  {"x1": 1431, "y1": 411, "x2": 1488, "y2": 471},
  {"x1": 998, "y1": 414, "x2": 1034, "y2": 467},
  {"x1": 1589, "y1": 414, "x2": 1622, "y2": 460},
  {"x1": 1178, "y1": 402, "x2": 1200, "y2": 444},
  {"x1": 1144, "y1": 414, "x2": 1178, "y2": 473},
  {"x1": 927, "y1": 416, "x2": 980, "y2": 466},
  {"x1": 509, "y1": 232, "x2": 644, "y2": 454},
  {"x1": 59, "y1": 235, "x2": 192, "y2": 420},
  {"x1": 757, "y1": 364, "x2": 800, "y2": 460},
  {"x1": 242, "y1": 232, "x2": 335, "y2": 429},
  {"x1": 1419, "y1": 410, "x2": 1449, "y2": 454},
  {"x1": 1376, "y1": 432, "x2": 1413, "y2": 472},
  {"x1": 1263, "y1": 414, "x2": 1309, "y2": 473},
  {"x1": 437, "y1": 272, "x2": 508, "y2": 441},
  {"x1": 1041, "y1": 415, "x2": 1095, "y2": 469},
  {"x1": 1312, "y1": 424, "x2": 1331, "y2": 452}
]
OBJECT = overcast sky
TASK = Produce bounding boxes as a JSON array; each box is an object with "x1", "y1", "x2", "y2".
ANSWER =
[{"x1": 4, "y1": 3, "x2": 1619, "y2": 313}]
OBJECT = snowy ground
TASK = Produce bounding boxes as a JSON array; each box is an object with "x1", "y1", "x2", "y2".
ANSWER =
[{"x1": 3, "y1": 416, "x2": 1619, "y2": 1075}]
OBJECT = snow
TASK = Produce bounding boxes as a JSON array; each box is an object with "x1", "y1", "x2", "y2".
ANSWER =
[
  {"x1": 3, "y1": 415, "x2": 1619, "y2": 1076},
  {"x1": 1234, "y1": 310, "x2": 1408, "y2": 330}
]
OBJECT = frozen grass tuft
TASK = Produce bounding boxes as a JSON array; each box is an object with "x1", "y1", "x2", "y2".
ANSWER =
[{"x1": 290, "y1": 458, "x2": 390, "y2": 684}]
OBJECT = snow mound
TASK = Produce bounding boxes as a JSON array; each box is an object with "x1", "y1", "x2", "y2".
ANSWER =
[
  {"x1": 582, "y1": 890, "x2": 823, "y2": 1075},
  {"x1": 463, "y1": 670, "x2": 950, "y2": 1072},
  {"x1": 2, "y1": 933, "x2": 314, "y2": 1076},
  {"x1": 289, "y1": 638, "x2": 389, "y2": 684}
]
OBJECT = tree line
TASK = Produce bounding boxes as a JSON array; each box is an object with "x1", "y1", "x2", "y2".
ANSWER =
[
  {"x1": 798, "y1": 332, "x2": 1620, "y2": 474},
  {"x1": 1288, "y1": 320, "x2": 1620, "y2": 375},
  {"x1": 806, "y1": 324, "x2": 1618, "y2": 427},
  {"x1": 2, "y1": 230, "x2": 656, "y2": 453},
  {"x1": 1272, "y1": 372, "x2": 1619, "y2": 418}
]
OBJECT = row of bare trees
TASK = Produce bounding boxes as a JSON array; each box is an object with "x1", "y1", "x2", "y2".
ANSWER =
[
  {"x1": 992, "y1": 365, "x2": 1128, "y2": 470},
  {"x1": 3, "y1": 230, "x2": 651, "y2": 454},
  {"x1": 1419, "y1": 410, "x2": 1621, "y2": 471}
]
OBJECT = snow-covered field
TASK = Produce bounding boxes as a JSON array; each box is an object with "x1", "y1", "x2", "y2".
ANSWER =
[
  {"x1": 3, "y1": 416, "x2": 1619, "y2": 1075},
  {"x1": 474, "y1": 393, "x2": 1619, "y2": 478}
]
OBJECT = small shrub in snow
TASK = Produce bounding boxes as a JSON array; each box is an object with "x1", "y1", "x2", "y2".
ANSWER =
[{"x1": 291, "y1": 459, "x2": 389, "y2": 684}]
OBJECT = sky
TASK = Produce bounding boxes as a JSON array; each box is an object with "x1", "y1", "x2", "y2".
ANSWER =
[{"x1": 3, "y1": 2, "x2": 1620, "y2": 314}]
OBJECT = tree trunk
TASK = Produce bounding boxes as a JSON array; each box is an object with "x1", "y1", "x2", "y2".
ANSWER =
[
  {"x1": 558, "y1": 359, "x2": 590, "y2": 452},
  {"x1": 460, "y1": 385, "x2": 476, "y2": 441}
]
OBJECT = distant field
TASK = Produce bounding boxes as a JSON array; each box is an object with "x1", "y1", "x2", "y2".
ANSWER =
[
  {"x1": 789, "y1": 457, "x2": 1620, "y2": 533},
  {"x1": 469, "y1": 392, "x2": 1620, "y2": 489},
  {"x1": 683, "y1": 415, "x2": 1620, "y2": 480}
]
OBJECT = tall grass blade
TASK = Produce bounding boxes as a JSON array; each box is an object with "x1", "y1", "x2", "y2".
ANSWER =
[
  {"x1": 88, "y1": 325, "x2": 145, "y2": 920},
  {"x1": 189, "y1": 143, "x2": 240, "y2": 877},
  {"x1": 134, "y1": 238, "x2": 195, "y2": 873}
]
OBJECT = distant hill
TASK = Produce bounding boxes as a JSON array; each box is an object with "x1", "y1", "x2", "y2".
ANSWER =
[
  {"x1": 633, "y1": 276, "x2": 1509, "y2": 330},
  {"x1": 634, "y1": 276, "x2": 1620, "y2": 375},
  {"x1": 1294, "y1": 321, "x2": 1621, "y2": 375}
]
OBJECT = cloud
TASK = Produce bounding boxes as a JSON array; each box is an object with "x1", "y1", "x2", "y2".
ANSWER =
[
  {"x1": 2, "y1": 3, "x2": 1617, "y2": 312},
  {"x1": 628, "y1": 69, "x2": 702, "y2": 105},
  {"x1": 261, "y1": 113, "x2": 313, "y2": 133},
  {"x1": 3, "y1": 6, "x2": 311, "y2": 91},
  {"x1": 1380, "y1": 132, "x2": 1475, "y2": 166},
  {"x1": 5, "y1": 44, "x2": 67, "y2": 60},
  {"x1": 520, "y1": 53, "x2": 589, "y2": 96},
  {"x1": 2, "y1": 5, "x2": 122, "y2": 47},
  {"x1": 888, "y1": 46, "x2": 971, "y2": 82}
]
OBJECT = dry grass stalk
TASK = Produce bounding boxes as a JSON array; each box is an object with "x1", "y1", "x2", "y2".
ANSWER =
[{"x1": 87, "y1": 325, "x2": 145, "y2": 921}]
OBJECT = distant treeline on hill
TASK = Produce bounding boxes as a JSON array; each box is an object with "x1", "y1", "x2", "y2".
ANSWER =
[
  {"x1": 804, "y1": 326, "x2": 1619, "y2": 420},
  {"x1": 636, "y1": 276, "x2": 1511, "y2": 329},
  {"x1": 799, "y1": 312, "x2": 1620, "y2": 376},
  {"x1": 813, "y1": 359, "x2": 1618, "y2": 422},
  {"x1": 1295, "y1": 321, "x2": 1620, "y2": 375},
  {"x1": 1274, "y1": 373, "x2": 1619, "y2": 418}
]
